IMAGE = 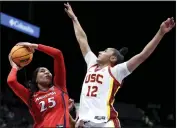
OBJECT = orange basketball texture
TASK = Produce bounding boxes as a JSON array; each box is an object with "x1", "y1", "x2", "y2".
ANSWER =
[{"x1": 10, "y1": 45, "x2": 33, "y2": 67}]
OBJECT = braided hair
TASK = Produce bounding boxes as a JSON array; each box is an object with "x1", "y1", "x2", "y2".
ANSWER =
[
  {"x1": 25, "y1": 68, "x2": 40, "y2": 108},
  {"x1": 112, "y1": 47, "x2": 128, "y2": 65}
]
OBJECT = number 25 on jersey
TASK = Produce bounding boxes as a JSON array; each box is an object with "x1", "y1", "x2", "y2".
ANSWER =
[{"x1": 39, "y1": 97, "x2": 56, "y2": 112}]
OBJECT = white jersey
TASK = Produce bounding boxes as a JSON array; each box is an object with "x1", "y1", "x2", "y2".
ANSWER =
[{"x1": 78, "y1": 51, "x2": 131, "y2": 123}]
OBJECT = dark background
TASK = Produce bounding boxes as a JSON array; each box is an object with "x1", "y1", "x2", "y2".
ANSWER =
[{"x1": 0, "y1": 1, "x2": 176, "y2": 128}]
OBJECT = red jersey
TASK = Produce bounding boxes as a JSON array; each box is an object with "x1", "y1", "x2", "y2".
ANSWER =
[{"x1": 7, "y1": 44, "x2": 70, "y2": 128}]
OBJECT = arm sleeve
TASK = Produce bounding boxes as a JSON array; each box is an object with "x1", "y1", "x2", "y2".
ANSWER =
[
  {"x1": 84, "y1": 51, "x2": 97, "y2": 70},
  {"x1": 37, "y1": 44, "x2": 67, "y2": 92},
  {"x1": 110, "y1": 62, "x2": 131, "y2": 84},
  {"x1": 7, "y1": 68, "x2": 30, "y2": 105}
]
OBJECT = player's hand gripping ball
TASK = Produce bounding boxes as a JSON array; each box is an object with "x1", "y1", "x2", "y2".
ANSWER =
[{"x1": 10, "y1": 45, "x2": 33, "y2": 67}]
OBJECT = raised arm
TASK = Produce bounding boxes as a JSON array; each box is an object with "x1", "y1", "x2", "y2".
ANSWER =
[
  {"x1": 37, "y1": 44, "x2": 66, "y2": 92},
  {"x1": 126, "y1": 17, "x2": 175, "y2": 73},
  {"x1": 65, "y1": 2, "x2": 91, "y2": 57},
  {"x1": 16, "y1": 43, "x2": 67, "y2": 92},
  {"x1": 7, "y1": 55, "x2": 30, "y2": 106}
]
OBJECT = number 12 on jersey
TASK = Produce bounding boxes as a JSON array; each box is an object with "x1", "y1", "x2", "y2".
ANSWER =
[{"x1": 86, "y1": 86, "x2": 98, "y2": 97}]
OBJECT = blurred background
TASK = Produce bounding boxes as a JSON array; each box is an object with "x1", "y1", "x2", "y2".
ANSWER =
[{"x1": 0, "y1": 1, "x2": 176, "y2": 128}]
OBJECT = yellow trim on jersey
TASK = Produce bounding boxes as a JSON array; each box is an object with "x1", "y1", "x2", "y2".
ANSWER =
[
  {"x1": 107, "y1": 78, "x2": 121, "y2": 119},
  {"x1": 111, "y1": 86, "x2": 120, "y2": 105},
  {"x1": 111, "y1": 86, "x2": 120, "y2": 116},
  {"x1": 106, "y1": 78, "x2": 114, "y2": 119}
]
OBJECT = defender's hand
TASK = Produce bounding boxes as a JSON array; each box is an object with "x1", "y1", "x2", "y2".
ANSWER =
[
  {"x1": 64, "y1": 2, "x2": 77, "y2": 20},
  {"x1": 160, "y1": 17, "x2": 175, "y2": 35},
  {"x1": 68, "y1": 98, "x2": 75, "y2": 111}
]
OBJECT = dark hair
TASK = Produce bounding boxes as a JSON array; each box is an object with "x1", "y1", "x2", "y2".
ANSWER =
[
  {"x1": 26, "y1": 67, "x2": 40, "y2": 108},
  {"x1": 112, "y1": 47, "x2": 128, "y2": 65}
]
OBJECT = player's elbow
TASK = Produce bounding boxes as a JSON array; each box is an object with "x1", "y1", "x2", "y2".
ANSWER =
[
  {"x1": 138, "y1": 52, "x2": 148, "y2": 62},
  {"x1": 7, "y1": 79, "x2": 14, "y2": 86},
  {"x1": 75, "y1": 29, "x2": 87, "y2": 39},
  {"x1": 7, "y1": 77, "x2": 16, "y2": 86},
  {"x1": 55, "y1": 49, "x2": 62, "y2": 55},
  {"x1": 78, "y1": 38, "x2": 90, "y2": 56},
  {"x1": 77, "y1": 35, "x2": 88, "y2": 44},
  {"x1": 54, "y1": 49, "x2": 63, "y2": 58}
]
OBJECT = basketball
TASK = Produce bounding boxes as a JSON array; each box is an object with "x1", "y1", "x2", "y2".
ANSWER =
[{"x1": 10, "y1": 45, "x2": 33, "y2": 67}]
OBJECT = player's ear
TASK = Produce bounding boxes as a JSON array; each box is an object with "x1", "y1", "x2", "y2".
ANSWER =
[{"x1": 110, "y1": 56, "x2": 117, "y2": 63}]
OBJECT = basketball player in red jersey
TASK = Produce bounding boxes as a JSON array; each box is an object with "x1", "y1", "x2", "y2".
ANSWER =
[
  {"x1": 65, "y1": 3, "x2": 175, "y2": 128},
  {"x1": 7, "y1": 43, "x2": 71, "y2": 128}
]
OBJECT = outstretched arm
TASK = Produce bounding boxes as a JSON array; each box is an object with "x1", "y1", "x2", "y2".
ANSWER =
[
  {"x1": 126, "y1": 17, "x2": 175, "y2": 73},
  {"x1": 37, "y1": 44, "x2": 67, "y2": 92},
  {"x1": 65, "y1": 2, "x2": 91, "y2": 57},
  {"x1": 7, "y1": 55, "x2": 30, "y2": 106},
  {"x1": 65, "y1": 3, "x2": 98, "y2": 69},
  {"x1": 16, "y1": 43, "x2": 67, "y2": 93}
]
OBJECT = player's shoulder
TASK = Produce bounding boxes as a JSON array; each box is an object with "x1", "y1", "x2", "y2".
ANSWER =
[
  {"x1": 110, "y1": 61, "x2": 131, "y2": 82},
  {"x1": 116, "y1": 62, "x2": 127, "y2": 67},
  {"x1": 110, "y1": 62, "x2": 127, "y2": 71}
]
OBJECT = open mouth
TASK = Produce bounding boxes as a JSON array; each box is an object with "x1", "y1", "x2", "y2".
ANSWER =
[{"x1": 45, "y1": 75, "x2": 51, "y2": 79}]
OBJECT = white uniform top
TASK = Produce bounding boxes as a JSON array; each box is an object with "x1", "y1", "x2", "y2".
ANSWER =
[{"x1": 78, "y1": 51, "x2": 131, "y2": 123}]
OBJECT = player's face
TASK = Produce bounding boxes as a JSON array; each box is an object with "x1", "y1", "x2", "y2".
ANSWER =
[
  {"x1": 97, "y1": 48, "x2": 114, "y2": 64},
  {"x1": 36, "y1": 67, "x2": 52, "y2": 87}
]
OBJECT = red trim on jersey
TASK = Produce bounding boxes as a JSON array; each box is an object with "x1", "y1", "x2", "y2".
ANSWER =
[
  {"x1": 109, "y1": 80, "x2": 120, "y2": 119},
  {"x1": 108, "y1": 66, "x2": 120, "y2": 85},
  {"x1": 108, "y1": 66, "x2": 121, "y2": 120},
  {"x1": 113, "y1": 118, "x2": 121, "y2": 128},
  {"x1": 88, "y1": 64, "x2": 98, "y2": 71},
  {"x1": 94, "y1": 65, "x2": 102, "y2": 72}
]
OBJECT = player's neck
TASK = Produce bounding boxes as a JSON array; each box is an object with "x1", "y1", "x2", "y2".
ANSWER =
[{"x1": 38, "y1": 84, "x2": 50, "y2": 91}]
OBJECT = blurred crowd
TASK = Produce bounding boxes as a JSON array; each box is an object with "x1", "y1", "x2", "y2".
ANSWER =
[
  {"x1": 136, "y1": 103, "x2": 175, "y2": 127},
  {"x1": 0, "y1": 104, "x2": 33, "y2": 128},
  {"x1": 0, "y1": 90, "x2": 33, "y2": 128}
]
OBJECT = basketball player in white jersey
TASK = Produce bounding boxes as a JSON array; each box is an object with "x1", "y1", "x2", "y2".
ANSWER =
[{"x1": 65, "y1": 3, "x2": 175, "y2": 128}]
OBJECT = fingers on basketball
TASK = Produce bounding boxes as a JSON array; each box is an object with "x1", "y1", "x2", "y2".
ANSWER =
[{"x1": 10, "y1": 45, "x2": 33, "y2": 67}]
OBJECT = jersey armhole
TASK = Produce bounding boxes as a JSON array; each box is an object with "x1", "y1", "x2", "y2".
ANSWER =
[{"x1": 108, "y1": 66, "x2": 121, "y2": 87}]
